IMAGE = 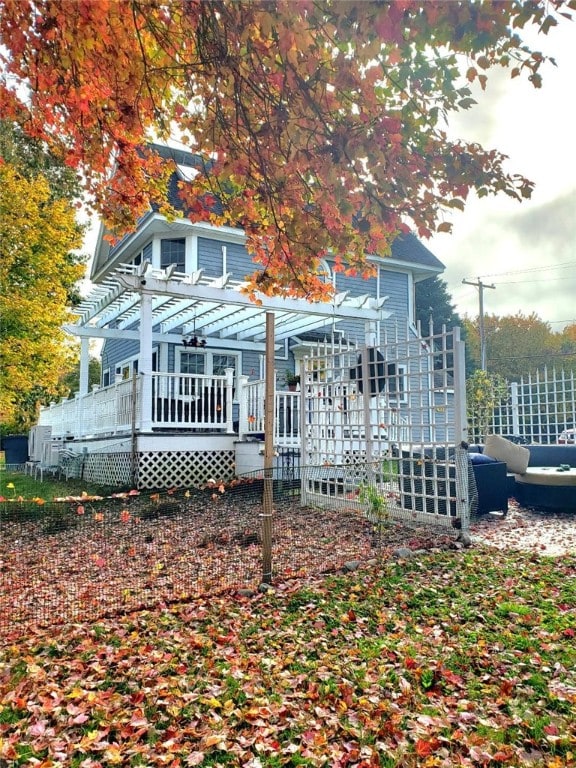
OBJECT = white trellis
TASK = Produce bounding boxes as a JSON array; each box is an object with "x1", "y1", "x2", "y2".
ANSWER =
[
  {"x1": 300, "y1": 325, "x2": 471, "y2": 531},
  {"x1": 468, "y1": 367, "x2": 575, "y2": 445}
]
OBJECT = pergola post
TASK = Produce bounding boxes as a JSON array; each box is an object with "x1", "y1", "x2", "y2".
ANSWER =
[
  {"x1": 79, "y1": 337, "x2": 90, "y2": 396},
  {"x1": 139, "y1": 290, "x2": 154, "y2": 432},
  {"x1": 261, "y1": 312, "x2": 275, "y2": 585}
]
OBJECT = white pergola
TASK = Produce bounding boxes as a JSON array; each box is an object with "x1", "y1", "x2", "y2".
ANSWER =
[{"x1": 66, "y1": 263, "x2": 392, "y2": 424}]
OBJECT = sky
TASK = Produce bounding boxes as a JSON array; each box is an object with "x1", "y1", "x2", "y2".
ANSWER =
[
  {"x1": 81, "y1": 16, "x2": 576, "y2": 332},
  {"x1": 428, "y1": 20, "x2": 576, "y2": 332}
]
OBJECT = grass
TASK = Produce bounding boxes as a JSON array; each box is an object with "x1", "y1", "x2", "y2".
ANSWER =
[
  {"x1": 0, "y1": 546, "x2": 574, "y2": 766},
  {"x1": 0, "y1": 468, "x2": 122, "y2": 502}
]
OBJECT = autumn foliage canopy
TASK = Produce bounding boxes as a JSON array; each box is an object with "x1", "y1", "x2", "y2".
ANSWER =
[{"x1": 1, "y1": 0, "x2": 574, "y2": 297}]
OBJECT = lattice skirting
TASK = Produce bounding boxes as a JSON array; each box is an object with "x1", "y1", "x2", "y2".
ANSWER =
[
  {"x1": 137, "y1": 450, "x2": 236, "y2": 489},
  {"x1": 83, "y1": 450, "x2": 236, "y2": 490},
  {"x1": 84, "y1": 453, "x2": 134, "y2": 486}
]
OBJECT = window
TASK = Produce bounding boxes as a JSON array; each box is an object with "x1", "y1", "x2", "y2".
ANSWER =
[
  {"x1": 180, "y1": 352, "x2": 205, "y2": 376},
  {"x1": 178, "y1": 351, "x2": 239, "y2": 379},
  {"x1": 179, "y1": 352, "x2": 239, "y2": 399},
  {"x1": 161, "y1": 238, "x2": 185, "y2": 271},
  {"x1": 350, "y1": 350, "x2": 407, "y2": 403},
  {"x1": 386, "y1": 363, "x2": 407, "y2": 404},
  {"x1": 180, "y1": 352, "x2": 205, "y2": 396},
  {"x1": 111, "y1": 353, "x2": 154, "y2": 384},
  {"x1": 212, "y1": 354, "x2": 237, "y2": 376},
  {"x1": 133, "y1": 241, "x2": 152, "y2": 267}
]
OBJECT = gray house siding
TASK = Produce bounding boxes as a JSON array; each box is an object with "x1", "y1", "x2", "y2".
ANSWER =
[
  {"x1": 197, "y1": 237, "x2": 224, "y2": 277},
  {"x1": 101, "y1": 339, "x2": 141, "y2": 381},
  {"x1": 242, "y1": 349, "x2": 264, "y2": 379},
  {"x1": 99, "y1": 232, "x2": 435, "y2": 399}
]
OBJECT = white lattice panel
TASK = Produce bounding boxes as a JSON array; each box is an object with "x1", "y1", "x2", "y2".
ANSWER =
[
  {"x1": 138, "y1": 450, "x2": 235, "y2": 489},
  {"x1": 300, "y1": 328, "x2": 470, "y2": 530},
  {"x1": 83, "y1": 450, "x2": 235, "y2": 490},
  {"x1": 84, "y1": 453, "x2": 133, "y2": 486}
]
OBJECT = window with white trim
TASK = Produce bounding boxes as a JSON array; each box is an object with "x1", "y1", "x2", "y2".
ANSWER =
[
  {"x1": 178, "y1": 350, "x2": 239, "y2": 378},
  {"x1": 178, "y1": 350, "x2": 240, "y2": 398},
  {"x1": 161, "y1": 238, "x2": 185, "y2": 271}
]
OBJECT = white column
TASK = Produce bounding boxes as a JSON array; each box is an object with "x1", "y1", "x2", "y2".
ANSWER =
[
  {"x1": 79, "y1": 337, "x2": 90, "y2": 395},
  {"x1": 237, "y1": 374, "x2": 249, "y2": 438},
  {"x1": 364, "y1": 319, "x2": 378, "y2": 347},
  {"x1": 225, "y1": 367, "x2": 235, "y2": 434},
  {"x1": 139, "y1": 290, "x2": 154, "y2": 432},
  {"x1": 188, "y1": 234, "x2": 198, "y2": 272}
]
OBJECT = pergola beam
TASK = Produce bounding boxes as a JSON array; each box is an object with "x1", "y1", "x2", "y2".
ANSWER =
[{"x1": 72, "y1": 266, "x2": 389, "y2": 345}]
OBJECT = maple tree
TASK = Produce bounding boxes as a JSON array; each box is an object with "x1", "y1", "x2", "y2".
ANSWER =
[
  {"x1": 0, "y1": 153, "x2": 85, "y2": 431},
  {"x1": 1, "y1": 0, "x2": 574, "y2": 298}
]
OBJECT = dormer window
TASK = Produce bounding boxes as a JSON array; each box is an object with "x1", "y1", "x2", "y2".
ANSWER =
[
  {"x1": 161, "y1": 238, "x2": 185, "y2": 272},
  {"x1": 133, "y1": 241, "x2": 152, "y2": 267},
  {"x1": 318, "y1": 259, "x2": 333, "y2": 285}
]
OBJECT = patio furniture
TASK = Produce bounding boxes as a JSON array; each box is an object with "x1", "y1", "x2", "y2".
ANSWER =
[
  {"x1": 469, "y1": 457, "x2": 508, "y2": 515},
  {"x1": 57, "y1": 449, "x2": 86, "y2": 480},
  {"x1": 514, "y1": 466, "x2": 576, "y2": 511}
]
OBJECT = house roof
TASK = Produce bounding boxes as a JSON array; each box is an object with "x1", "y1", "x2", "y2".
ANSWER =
[
  {"x1": 92, "y1": 142, "x2": 445, "y2": 281},
  {"x1": 155, "y1": 142, "x2": 445, "y2": 274},
  {"x1": 388, "y1": 233, "x2": 444, "y2": 274}
]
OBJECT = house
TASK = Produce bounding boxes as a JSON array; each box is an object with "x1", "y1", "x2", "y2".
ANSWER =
[{"x1": 33, "y1": 144, "x2": 449, "y2": 489}]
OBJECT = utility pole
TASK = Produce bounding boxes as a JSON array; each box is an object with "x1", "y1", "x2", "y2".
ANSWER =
[{"x1": 462, "y1": 277, "x2": 495, "y2": 371}]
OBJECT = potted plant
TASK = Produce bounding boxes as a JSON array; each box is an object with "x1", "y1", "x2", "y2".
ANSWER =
[{"x1": 285, "y1": 369, "x2": 300, "y2": 391}]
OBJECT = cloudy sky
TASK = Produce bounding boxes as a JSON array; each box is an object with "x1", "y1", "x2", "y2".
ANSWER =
[{"x1": 428, "y1": 20, "x2": 576, "y2": 331}]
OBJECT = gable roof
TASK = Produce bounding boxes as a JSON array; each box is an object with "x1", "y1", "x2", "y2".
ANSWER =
[
  {"x1": 389, "y1": 233, "x2": 443, "y2": 272},
  {"x1": 92, "y1": 143, "x2": 445, "y2": 280}
]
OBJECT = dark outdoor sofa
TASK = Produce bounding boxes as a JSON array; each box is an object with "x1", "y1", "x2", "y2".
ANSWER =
[{"x1": 469, "y1": 439, "x2": 576, "y2": 513}]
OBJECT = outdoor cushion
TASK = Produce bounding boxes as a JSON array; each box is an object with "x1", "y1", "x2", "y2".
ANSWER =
[
  {"x1": 469, "y1": 452, "x2": 498, "y2": 465},
  {"x1": 485, "y1": 434, "x2": 530, "y2": 474}
]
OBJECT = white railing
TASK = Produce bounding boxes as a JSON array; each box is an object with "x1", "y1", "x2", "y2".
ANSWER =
[
  {"x1": 38, "y1": 372, "x2": 235, "y2": 438},
  {"x1": 238, "y1": 377, "x2": 301, "y2": 448},
  {"x1": 39, "y1": 378, "x2": 137, "y2": 438},
  {"x1": 151, "y1": 371, "x2": 234, "y2": 432}
]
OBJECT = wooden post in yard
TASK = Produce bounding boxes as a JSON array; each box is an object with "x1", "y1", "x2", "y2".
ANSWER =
[{"x1": 262, "y1": 312, "x2": 275, "y2": 584}]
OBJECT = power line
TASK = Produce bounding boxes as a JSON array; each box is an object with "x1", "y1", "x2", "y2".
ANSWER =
[
  {"x1": 493, "y1": 275, "x2": 576, "y2": 285},
  {"x1": 478, "y1": 260, "x2": 576, "y2": 279}
]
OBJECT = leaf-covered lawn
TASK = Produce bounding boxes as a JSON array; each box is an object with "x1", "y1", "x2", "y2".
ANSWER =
[{"x1": 1, "y1": 548, "x2": 575, "y2": 767}]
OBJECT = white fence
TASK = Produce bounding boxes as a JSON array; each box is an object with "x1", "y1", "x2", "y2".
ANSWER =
[{"x1": 468, "y1": 367, "x2": 575, "y2": 444}]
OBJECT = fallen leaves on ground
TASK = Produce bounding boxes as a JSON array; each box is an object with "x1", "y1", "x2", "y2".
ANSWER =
[
  {"x1": 0, "y1": 489, "x2": 455, "y2": 637},
  {"x1": 1, "y1": 547, "x2": 575, "y2": 767},
  {"x1": 471, "y1": 498, "x2": 576, "y2": 556}
]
